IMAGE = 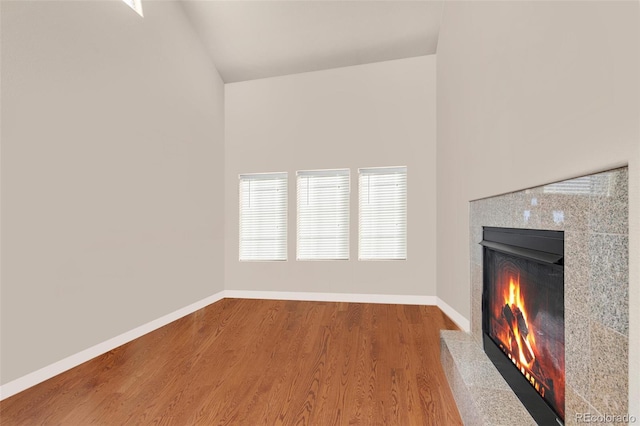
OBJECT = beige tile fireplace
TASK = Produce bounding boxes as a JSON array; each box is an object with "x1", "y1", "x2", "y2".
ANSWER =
[{"x1": 442, "y1": 167, "x2": 629, "y2": 425}]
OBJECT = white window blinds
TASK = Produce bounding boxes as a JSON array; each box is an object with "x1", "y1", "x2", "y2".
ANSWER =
[
  {"x1": 239, "y1": 173, "x2": 287, "y2": 261},
  {"x1": 297, "y1": 169, "x2": 350, "y2": 260},
  {"x1": 359, "y1": 166, "x2": 407, "y2": 260}
]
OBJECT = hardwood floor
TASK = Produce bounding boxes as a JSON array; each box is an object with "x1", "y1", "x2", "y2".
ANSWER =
[{"x1": 0, "y1": 299, "x2": 462, "y2": 425}]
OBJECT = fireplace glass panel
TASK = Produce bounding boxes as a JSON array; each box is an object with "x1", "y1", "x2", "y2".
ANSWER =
[{"x1": 485, "y1": 248, "x2": 565, "y2": 420}]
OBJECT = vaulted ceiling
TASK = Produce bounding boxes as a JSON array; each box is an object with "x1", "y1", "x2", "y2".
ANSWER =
[{"x1": 180, "y1": 1, "x2": 443, "y2": 83}]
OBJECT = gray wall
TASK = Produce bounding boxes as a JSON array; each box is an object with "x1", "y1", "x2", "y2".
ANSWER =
[
  {"x1": 225, "y1": 56, "x2": 436, "y2": 296},
  {"x1": 1, "y1": 1, "x2": 225, "y2": 384},
  {"x1": 436, "y1": 1, "x2": 639, "y2": 414}
]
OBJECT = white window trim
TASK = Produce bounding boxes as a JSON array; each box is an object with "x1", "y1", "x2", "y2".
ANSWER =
[
  {"x1": 239, "y1": 172, "x2": 288, "y2": 262},
  {"x1": 358, "y1": 166, "x2": 407, "y2": 261},
  {"x1": 296, "y1": 169, "x2": 350, "y2": 261}
]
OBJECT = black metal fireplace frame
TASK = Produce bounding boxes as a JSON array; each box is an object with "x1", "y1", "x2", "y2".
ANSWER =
[{"x1": 481, "y1": 226, "x2": 565, "y2": 426}]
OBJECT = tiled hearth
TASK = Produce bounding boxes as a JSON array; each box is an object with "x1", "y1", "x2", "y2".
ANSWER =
[{"x1": 441, "y1": 167, "x2": 629, "y2": 425}]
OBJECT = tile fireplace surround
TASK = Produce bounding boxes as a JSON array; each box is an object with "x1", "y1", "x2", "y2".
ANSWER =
[{"x1": 441, "y1": 167, "x2": 629, "y2": 425}]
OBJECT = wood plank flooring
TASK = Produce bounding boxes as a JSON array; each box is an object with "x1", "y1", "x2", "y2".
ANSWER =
[{"x1": 0, "y1": 299, "x2": 462, "y2": 425}]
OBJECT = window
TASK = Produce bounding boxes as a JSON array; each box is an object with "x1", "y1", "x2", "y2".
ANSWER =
[
  {"x1": 359, "y1": 166, "x2": 407, "y2": 260},
  {"x1": 297, "y1": 169, "x2": 350, "y2": 260},
  {"x1": 239, "y1": 173, "x2": 287, "y2": 261}
]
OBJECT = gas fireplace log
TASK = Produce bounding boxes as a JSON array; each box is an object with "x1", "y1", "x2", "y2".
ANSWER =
[
  {"x1": 514, "y1": 307, "x2": 529, "y2": 335},
  {"x1": 513, "y1": 307, "x2": 536, "y2": 363},
  {"x1": 502, "y1": 304, "x2": 535, "y2": 364},
  {"x1": 502, "y1": 303, "x2": 515, "y2": 326},
  {"x1": 520, "y1": 339, "x2": 535, "y2": 364}
]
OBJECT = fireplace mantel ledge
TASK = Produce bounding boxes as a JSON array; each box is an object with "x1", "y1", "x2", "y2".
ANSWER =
[{"x1": 440, "y1": 330, "x2": 537, "y2": 426}]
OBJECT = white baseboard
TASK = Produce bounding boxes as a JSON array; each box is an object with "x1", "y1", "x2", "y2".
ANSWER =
[
  {"x1": 436, "y1": 297, "x2": 471, "y2": 332},
  {"x1": 225, "y1": 291, "x2": 471, "y2": 331},
  {"x1": 224, "y1": 290, "x2": 438, "y2": 306},
  {"x1": 0, "y1": 291, "x2": 225, "y2": 401},
  {"x1": 0, "y1": 289, "x2": 470, "y2": 401}
]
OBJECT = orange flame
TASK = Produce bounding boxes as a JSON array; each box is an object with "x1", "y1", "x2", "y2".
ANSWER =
[
  {"x1": 503, "y1": 275, "x2": 537, "y2": 369},
  {"x1": 491, "y1": 267, "x2": 565, "y2": 419}
]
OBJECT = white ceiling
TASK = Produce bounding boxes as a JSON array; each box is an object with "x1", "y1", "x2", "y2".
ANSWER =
[{"x1": 180, "y1": 1, "x2": 443, "y2": 83}]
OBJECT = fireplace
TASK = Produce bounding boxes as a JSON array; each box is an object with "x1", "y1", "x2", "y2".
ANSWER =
[
  {"x1": 481, "y1": 226, "x2": 565, "y2": 425},
  {"x1": 436, "y1": 167, "x2": 629, "y2": 424}
]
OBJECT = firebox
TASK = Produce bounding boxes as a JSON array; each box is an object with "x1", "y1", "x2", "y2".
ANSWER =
[{"x1": 481, "y1": 227, "x2": 565, "y2": 425}]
